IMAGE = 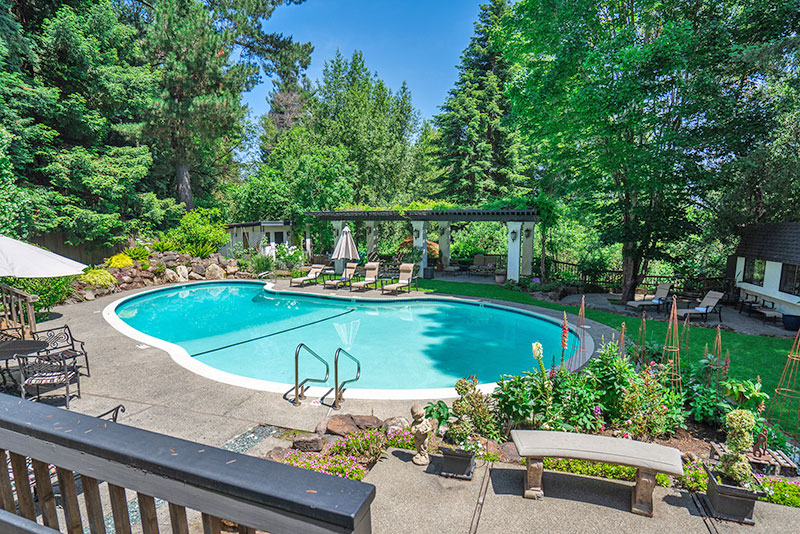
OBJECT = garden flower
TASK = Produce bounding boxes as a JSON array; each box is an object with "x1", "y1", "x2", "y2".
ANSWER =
[
  {"x1": 532, "y1": 342, "x2": 543, "y2": 360},
  {"x1": 561, "y1": 312, "x2": 569, "y2": 350},
  {"x1": 592, "y1": 405, "x2": 602, "y2": 417}
]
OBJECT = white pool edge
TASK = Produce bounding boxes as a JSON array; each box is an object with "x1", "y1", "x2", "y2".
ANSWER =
[{"x1": 102, "y1": 280, "x2": 596, "y2": 400}]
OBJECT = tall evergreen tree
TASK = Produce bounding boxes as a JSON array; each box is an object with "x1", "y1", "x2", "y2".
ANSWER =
[{"x1": 434, "y1": 0, "x2": 523, "y2": 205}]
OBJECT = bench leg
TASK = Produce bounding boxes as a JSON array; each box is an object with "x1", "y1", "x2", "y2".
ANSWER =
[
  {"x1": 523, "y1": 457, "x2": 544, "y2": 500},
  {"x1": 631, "y1": 468, "x2": 656, "y2": 517}
]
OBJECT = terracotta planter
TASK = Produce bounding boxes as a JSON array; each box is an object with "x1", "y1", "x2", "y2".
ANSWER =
[
  {"x1": 438, "y1": 446, "x2": 476, "y2": 480},
  {"x1": 495, "y1": 272, "x2": 507, "y2": 285},
  {"x1": 703, "y1": 465, "x2": 765, "y2": 525}
]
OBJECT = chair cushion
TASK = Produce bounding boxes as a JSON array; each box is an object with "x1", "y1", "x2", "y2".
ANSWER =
[{"x1": 24, "y1": 370, "x2": 77, "y2": 386}]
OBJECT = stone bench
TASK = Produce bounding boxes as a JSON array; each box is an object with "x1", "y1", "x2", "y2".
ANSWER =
[{"x1": 511, "y1": 430, "x2": 684, "y2": 517}]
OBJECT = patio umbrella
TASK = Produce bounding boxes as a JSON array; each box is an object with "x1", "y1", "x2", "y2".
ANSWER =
[
  {"x1": 331, "y1": 226, "x2": 359, "y2": 260},
  {"x1": 0, "y1": 234, "x2": 87, "y2": 278}
]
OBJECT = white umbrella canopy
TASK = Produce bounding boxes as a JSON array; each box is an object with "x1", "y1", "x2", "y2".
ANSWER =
[
  {"x1": 0, "y1": 234, "x2": 87, "y2": 278},
  {"x1": 331, "y1": 226, "x2": 359, "y2": 260}
]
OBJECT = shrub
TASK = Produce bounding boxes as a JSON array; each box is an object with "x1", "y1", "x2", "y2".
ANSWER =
[
  {"x1": 123, "y1": 246, "x2": 149, "y2": 261},
  {"x1": 756, "y1": 475, "x2": 800, "y2": 507},
  {"x1": 425, "y1": 400, "x2": 451, "y2": 424},
  {"x1": 107, "y1": 253, "x2": 133, "y2": 268},
  {"x1": 556, "y1": 372, "x2": 603, "y2": 433},
  {"x1": 275, "y1": 243, "x2": 305, "y2": 269},
  {"x1": 721, "y1": 378, "x2": 769, "y2": 413},
  {"x1": 165, "y1": 208, "x2": 229, "y2": 254},
  {"x1": 251, "y1": 253, "x2": 274, "y2": 274},
  {"x1": 154, "y1": 262, "x2": 166, "y2": 277},
  {"x1": 543, "y1": 458, "x2": 671, "y2": 487},
  {"x1": 280, "y1": 450, "x2": 366, "y2": 480},
  {"x1": 1, "y1": 276, "x2": 75, "y2": 313},
  {"x1": 327, "y1": 429, "x2": 386, "y2": 464},
  {"x1": 386, "y1": 428, "x2": 415, "y2": 450},
  {"x1": 680, "y1": 460, "x2": 708, "y2": 492},
  {"x1": 139, "y1": 259, "x2": 151, "y2": 270},
  {"x1": 79, "y1": 268, "x2": 116, "y2": 288},
  {"x1": 616, "y1": 363, "x2": 685, "y2": 440},
  {"x1": 450, "y1": 376, "x2": 500, "y2": 441},
  {"x1": 583, "y1": 342, "x2": 636, "y2": 421},
  {"x1": 718, "y1": 409, "x2": 755, "y2": 486},
  {"x1": 151, "y1": 239, "x2": 178, "y2": 252}
]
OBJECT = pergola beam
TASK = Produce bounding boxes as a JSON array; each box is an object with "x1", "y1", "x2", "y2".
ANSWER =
[{"x1": 306, "y1": 209, "x2": 539, "y2": 223}]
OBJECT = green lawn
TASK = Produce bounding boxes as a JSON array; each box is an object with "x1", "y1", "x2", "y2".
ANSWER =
[{"x1": 418, "y1": 279, "x2": 795, "y2": 413}]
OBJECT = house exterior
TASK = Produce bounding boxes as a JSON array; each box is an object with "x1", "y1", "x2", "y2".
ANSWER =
[
  {"x1": 734, "y1": 222, "x2": 800, "y2": 315},
  {"x1": 220, "y1": 220, "x2": 295, "y2": 256}
]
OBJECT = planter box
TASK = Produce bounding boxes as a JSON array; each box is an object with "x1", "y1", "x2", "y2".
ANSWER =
[
  {"x1": 438, "y1": 446, "x2": 476, "y2": 480},
  {"x1": 703, "y1": 465, "x2": 765, "y2": 525},
  {"x1": 495, "y1": 273, "x2": 507, "y2": 285},
  {"x1": 783, "y1": 314, "x2": 800, "y2": 332}
]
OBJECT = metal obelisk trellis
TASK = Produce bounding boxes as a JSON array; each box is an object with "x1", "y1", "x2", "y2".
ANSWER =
[
  {"x1": 680, "y1": 312, "x2": 691, "y2": 359},
  {"x1": 661, "y1": 296, "x2": 683, "y2": 396},
  {"x1": 578, "y1": 295, "x2": 586, "y2": 367},
  {"x1": 766, "y1": 329, "x2": 800, "y2": 440},
  {"x1": 707, "y1": 325, "x2": 726, "y2": 388},
  {"x1": 619, "y1": 322, "x2": 627, "y2": 358},
  {"x1": 636, "y1": 310, "x2": 647, "y2": 366}
]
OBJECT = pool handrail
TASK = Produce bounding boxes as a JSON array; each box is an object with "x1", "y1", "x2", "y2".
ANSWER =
[
  {"x1": 333, "y1": 348, "x2": 361, "y2": 410},
  {"x1": 293, "y1": 343, "x2": 330, "y2": 406}
]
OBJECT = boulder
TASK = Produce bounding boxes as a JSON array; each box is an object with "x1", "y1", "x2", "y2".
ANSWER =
[
  {"x1": 326, "y1": 414, "x2": 357, "y2": 436},
  {"x1": 83, "y1": 289, "x2": 96, "y2": 301},
  {"x1": 162, "y1": 254, "x2": 178, "y2": 263},
  {"x1": 315, "y1": 417, "x2": 329, "y2": 435},
  {"x1": 121, "y1": 275, "x2": 133, "y2": 284},
  {"x1": 205, "y1": 263, "x2": 226, "y2": 280},
  {"x1": 225, "y1": 264, "x2": 239, "y2": 275},
  {"x1": 143, "y1": 278, "x2": 153, "y2": 286},
  {"x1": 265, "y1": 447, "x2": 289, "y2": 462},
  {"x1": 164, "y1": 268, "x2": 180, "y2": 283},
  {"x1": 383, "y1": 416, "x2": 410, "y2": 434},
  {"x1": 191, "y1": 263, "x2": 206, "y2": 276},
  {"x1": 188, "y1": 272, "x2": 205, "y2": 280},
  {"x1": 175, "y1": 265, "x2": 189, "y2": 282},
  {"x1": 140, "y1": 270, "x2": 155, "y2": 279},
  {"x1": 292, "y1": 433, "x2": 324, "y2": 452},
  {"x1": 352, "y1": 415, "x2": 383, "y2": 430}
]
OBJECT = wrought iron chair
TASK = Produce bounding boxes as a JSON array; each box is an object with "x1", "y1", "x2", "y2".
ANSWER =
[
  {"x1": 15, "y1": 352, "x2": 80, "y2": 409},
  {"x1": 33, "y1": 325, "x2": 90, "y2": 376}
]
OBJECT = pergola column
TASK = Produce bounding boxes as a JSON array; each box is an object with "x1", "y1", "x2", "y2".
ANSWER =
[
  {"x1": 411, "y1": 220, "x2": 429, "y2": 270},
  {"x1": 506, "y1": 221, "x2": 523, "y2": 282},
  {"x1": 304, "y1": 224, "x2": 312, "y2": 260},
  {"x1": 365, "y1": 221, "x2": 379, "y2": 260},
  {"x1": 521, "y1": 222, "x2": 535, "y2": 277},
  {"x1": 332, "y1": 220, "x2": 345, "y2": 274},
  {"x1": 438, "y1": 222, "x2": 451, "y2": 267}
]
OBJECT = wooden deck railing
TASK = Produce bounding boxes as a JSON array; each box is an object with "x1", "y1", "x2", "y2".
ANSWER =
[
  {"x1": 0, "y1": 394, "x2": 375, "y2": 533},
  {"x1": 0, "y1": 285, "x2": 38, "y2": 337}
]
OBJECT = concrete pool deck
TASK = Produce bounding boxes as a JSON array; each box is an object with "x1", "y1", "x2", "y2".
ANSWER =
[{"x1": 12, "y1": 280, "x2": 800, "y2": 532}]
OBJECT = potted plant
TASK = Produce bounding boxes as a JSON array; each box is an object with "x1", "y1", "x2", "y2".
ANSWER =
[
  {"x1": 703, "y1": 409, "x2": 766, "y2": 525},
  {"x1": 494, "y1": 269, "x2": 507, "y2": 285},
  {"x1": 438, "y1": 419, "x2": 478, "y2": 480}
]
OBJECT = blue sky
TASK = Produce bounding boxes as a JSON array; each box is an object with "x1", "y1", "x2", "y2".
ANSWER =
[{"x1": 243, "y1": 0, "x2": 483, "y2": 121}]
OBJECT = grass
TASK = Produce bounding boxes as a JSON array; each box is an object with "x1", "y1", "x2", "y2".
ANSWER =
[{"x1": 418, "y1": 279, "x2": 797, "y2": 431}]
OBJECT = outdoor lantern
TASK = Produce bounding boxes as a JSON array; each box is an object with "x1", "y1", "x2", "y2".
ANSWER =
[
  {"x1": 414, "y1": 229, "x2": 420, "y2": 239},
  {"x1": 525, "y1": 228, "x2": 531, "y2": 239},
  {"x1": 510, "y1": 230, "x2": 518, "y2": 242}
]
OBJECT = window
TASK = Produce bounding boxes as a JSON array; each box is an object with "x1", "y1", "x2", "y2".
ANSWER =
[
  {"x1": 780, "y1": 264, "x2": 800, "y2": 296},
  {"x1": 742, "y1": 257, "x2": 765, "y2": 286},
  {"x1": 274, "y1": 231, "x2": 284, "y2": 244}
]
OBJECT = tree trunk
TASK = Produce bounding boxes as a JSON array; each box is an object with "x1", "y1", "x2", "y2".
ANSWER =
[
  {"x1": 620, "y1": 245, "x2": 644, "y2": 303},
  {"x1": 539, "y1": 224, "x2": 547, "y2": 282},
  {"x1": 175, "y1": 162, "x2": 194, "y2": 210}
]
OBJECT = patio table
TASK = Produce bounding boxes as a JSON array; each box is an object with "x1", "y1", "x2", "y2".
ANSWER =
[{"x1": 0, "y1": 339, "x2": 48, "y2": 388}]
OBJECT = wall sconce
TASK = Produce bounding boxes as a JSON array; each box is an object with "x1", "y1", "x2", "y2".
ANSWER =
[
  {"x1": 510, "y1": 230, "x2": 518, "y2": 242},
  {"x1": 413, "y1": 229, "x2": 420, "y2": 239},
  {"x1": 524, "y1": 228, "x2": 531, "y2": 239}
]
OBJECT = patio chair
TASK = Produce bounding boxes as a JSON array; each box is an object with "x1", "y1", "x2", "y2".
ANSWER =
[
  {"x1": 324, "y1": 263, "x2": 358, "y2": 289},
  {"x1": 675, "y1": 291, "x2": 725, "y2": 322},
  {"x1": 33, "y1": 325, "x2": 90, "y2": 376},
  {"x1": 626, "y1": 283, "x2": 672, "y2": 310},
  {"x1": 16, "y1": 351, "x2": 80, "y2": 409},
  {"x1": 381, "y1": 263, "x2": 416, "y2": 295},
  {"x1": 351, "y1": 262, "x2": 380, "y2": 292},
  {"x1": 289, "y1": 264, "x2": 325, "y2": 287}
]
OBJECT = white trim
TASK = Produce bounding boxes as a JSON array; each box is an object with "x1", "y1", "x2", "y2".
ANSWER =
[{"x1": 103, "y1": 280, "x2": 595, "y2": 400}]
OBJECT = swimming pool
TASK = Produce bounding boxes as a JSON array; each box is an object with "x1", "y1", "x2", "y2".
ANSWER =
[{"x1": 105, "y1": 281, "x2": 584, "y2": 398}]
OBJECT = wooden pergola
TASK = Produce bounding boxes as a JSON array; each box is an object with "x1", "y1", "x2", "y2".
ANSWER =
[{"x1": 305, "y1": 208, "x2": 540, "y2": 281}]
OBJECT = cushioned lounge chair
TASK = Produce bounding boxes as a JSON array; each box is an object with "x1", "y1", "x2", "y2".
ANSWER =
[
  {"x1": 351, "y1": 262, "x2": 380, "y2": 292},
  {"x1": 626, "y1": 283, "x2": 672, "y2": 311},
  {"x1": 290, "y1": 264, "x2": 325, "y2": 287},
  {"x1": 324, "y1": 263, "x2": 358, "y2": 289},
  {"x1": 381, "y1": 263, "x2": 416, "y2": 295},
  {"x1": 676, "y1": 291, "x2": 725, "y2": 322}
]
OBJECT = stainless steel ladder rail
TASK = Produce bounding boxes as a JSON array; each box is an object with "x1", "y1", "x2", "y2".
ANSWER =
[
  {"x1": 293, "y1": 343, "x2": 330, "y2": 406},
  {"x1": 333, "y1": 348, "x2": 361, "y2": 410}
]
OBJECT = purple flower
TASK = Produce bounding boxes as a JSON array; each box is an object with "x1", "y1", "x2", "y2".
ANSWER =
[{"x1": 592, "y1": 405, "x2": 602, "y2": 417}]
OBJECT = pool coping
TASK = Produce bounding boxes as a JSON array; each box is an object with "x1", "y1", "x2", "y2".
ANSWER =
[{"x1": 102, "y1": 279, "x2": 598, "y2": 400}]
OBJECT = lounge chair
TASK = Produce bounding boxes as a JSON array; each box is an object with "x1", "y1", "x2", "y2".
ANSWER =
[
  {"x1": 350, "y1": 262, "x2": 380, "y2": 292},
  {"x1": 626, "y1": 283, "x2": 672, "y2": 311},
  {"x1": 324, "y1": 263, "x2": 358, "y2": 289},
  {"x1": 289, "y1": 264, "x2": 325, "y2": 287},
  {"x1": 675, "y1": 291, "x2": 725, "y2": 322},
  {"x1": 381, "y1": 263, "x2": 416, "y2": 295}
]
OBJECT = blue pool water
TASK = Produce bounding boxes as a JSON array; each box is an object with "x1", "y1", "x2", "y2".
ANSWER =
[{"x1": 115, "y1": 282, "x2": 579, "y2": 390}]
